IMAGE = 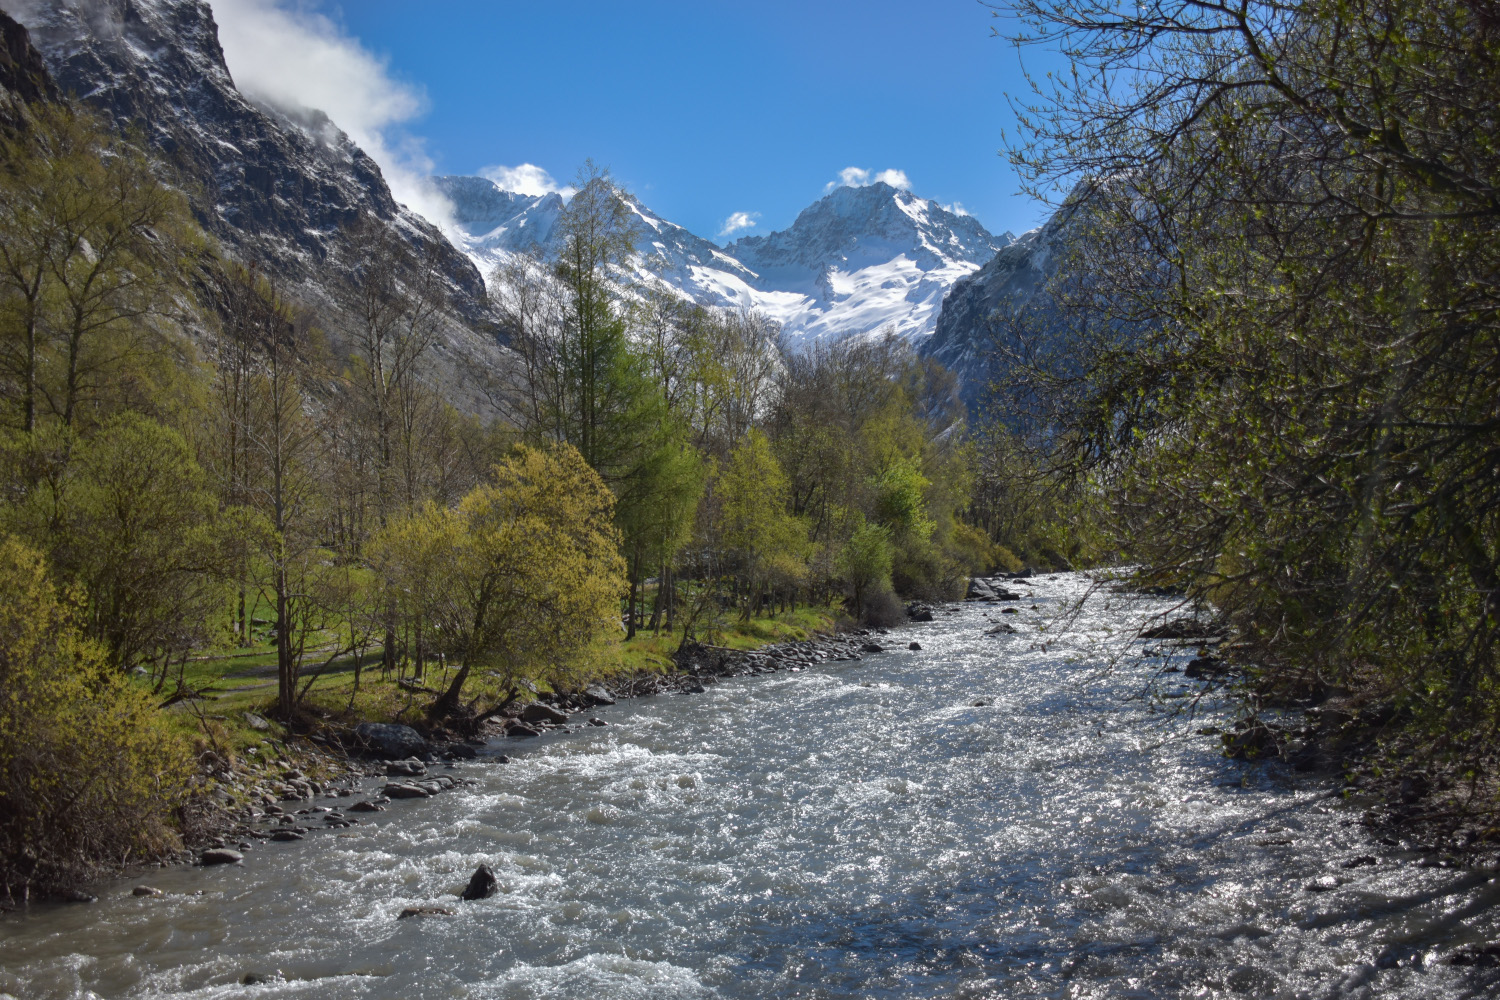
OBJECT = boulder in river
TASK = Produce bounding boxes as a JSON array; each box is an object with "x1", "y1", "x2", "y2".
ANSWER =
[
  {"x1": 354, "y1": 722, "x2": 428, "y2": 760},
  {"x1": 985, "y1": 624, "x2": 1018, "y2": 635},
  {"x1": 398, "y1": 906, "x2": 455, "y2": 919},
  {"x1": 860, "y1": 642, "x2": 884, "y2": 653},
  {"x1": 460, "y1": 863, "x2": 499, "y2": 901},
  {"x1": 132, "y1": 885, "x2": 163, "y2": 897},
  {"x1": 908, "y1": 642, "x2": 922, "y2": 651},
  {"x1": 906, "y1": 603, "x2": 935, "y2": 622},
  {"x1": 507, "y1": 723, "x2": 540, "y2": 739},
  {"x1": 521, "y1": 702, "x2": 569, "y2": 726},
  {"x1": 201, "y1": 848, "x2": 243, "y2": 866},
  {"x1": 271, "y1": 830, "x2": 304, "y2": 842},
  {"x1": 349, "y1": 800, "x2": 385, "y2": 812},
  {"x1": 967, "y1": 578, "x2": 996, "y2": 600}
]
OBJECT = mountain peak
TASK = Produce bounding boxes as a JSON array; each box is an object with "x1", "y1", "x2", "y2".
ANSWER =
[{"x1": 437, "y1": 171, "x2": 1011, "y2": 349}]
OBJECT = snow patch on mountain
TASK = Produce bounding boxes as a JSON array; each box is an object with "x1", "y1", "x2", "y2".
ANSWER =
[{"x1": 436, "y1": 175, "x2": 1014, "y2": 350}]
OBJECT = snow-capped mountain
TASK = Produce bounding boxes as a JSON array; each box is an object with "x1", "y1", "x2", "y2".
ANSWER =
[
  {"x1": 437, "y1": 175, "x2": 1014, "y2": 350},
  {"x1": 726, "y1": 182, "x2": 1012, "y2": 346}
]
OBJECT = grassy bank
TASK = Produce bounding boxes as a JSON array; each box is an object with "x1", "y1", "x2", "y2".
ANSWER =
[{"x1": 152, "y1": 605, "x2": 843, "y2": 763}]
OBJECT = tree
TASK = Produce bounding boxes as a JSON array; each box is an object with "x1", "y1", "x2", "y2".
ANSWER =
[
  {"x1": 0, "y1": 105, "x2": 197, "y2": 433},
  {"x1": 0, "y1": 536, "x2": 192, "y2": 898},
  {"x1": 988, "y1": 0, "x2": 1500, "y2": 742},
  {"x1": 0, "y1": 413, "x2": 233, "y2": 672},
  {"x1": 838, "y1": 518, "x2": 894, "y2": 619},
  {"x1": 716, "y1": 430, "x2": 809, "y2": 619},
  {"x1": 373, "y1": 444, "x2": 627, "y2": 718}
]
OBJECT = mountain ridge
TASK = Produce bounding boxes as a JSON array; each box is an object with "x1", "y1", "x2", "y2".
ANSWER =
[{"x1": 435, "y1": 174, "x2": 1015, "y2": 349}]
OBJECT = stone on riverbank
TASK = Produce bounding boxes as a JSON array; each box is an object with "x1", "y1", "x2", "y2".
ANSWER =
[
  {"x1": 354, "y1": 723, "x2": 428, "y2": 760},
  {"x1": 521, "y1": 703, "x2": 569, "y2": 725},
  {"x1": 460, "y1": 863, "x2": 499, "y2": 901},
  {"x1": 201, "y1": 849, "x2": 243, "y2": 866},
  {"x1": 386, "y1": 759, "x2": 427, "y2": 778},
  {"x1": 583, "y1": 684, "x2": 617, "y2": 706}
]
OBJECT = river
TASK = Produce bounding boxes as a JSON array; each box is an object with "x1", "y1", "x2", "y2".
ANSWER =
[{"x1": 2, "y1": 573, "x2": 1498, "y2": 999}]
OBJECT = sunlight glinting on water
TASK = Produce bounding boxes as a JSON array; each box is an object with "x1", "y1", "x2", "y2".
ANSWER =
[{"x1": 2, "y1": 573, "x2": 1498, "y2": 999}]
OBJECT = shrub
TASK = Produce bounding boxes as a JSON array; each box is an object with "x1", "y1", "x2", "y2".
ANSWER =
[{"x1": 0, "y1": 537, "x2": 192, "y2": 899}]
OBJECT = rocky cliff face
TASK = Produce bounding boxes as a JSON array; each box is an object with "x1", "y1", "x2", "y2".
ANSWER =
[
  {"x1": 0, "y1": 8, "x2": 55, "y2": 126},
  {"x1": 920, "y1": 199, "x2": 1082, "y2": 405},
  {"x1": 0, "y1": 0, "x2": 503, "y2": 406}
]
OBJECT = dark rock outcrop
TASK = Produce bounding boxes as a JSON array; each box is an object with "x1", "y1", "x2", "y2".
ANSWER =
[
  {"x1": 460, "y1": 863, "x2": 498, "y2": 901},
  {"x1": 0, "y1": 8, "x2": 55, "y2": 126}
]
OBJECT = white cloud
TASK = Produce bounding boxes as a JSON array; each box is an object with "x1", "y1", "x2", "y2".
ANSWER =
[
  {"x1": 942, "y1": 201, "x2": 970, "y2": 217},
  {"x1": 479, "y1": 164, "x2": 577, "y2": 199},
  {"x1": 718, "y1": 211, "x2": 761, "y2": 238},
  {"x1": 825, "y1": 166, "x2": 913, "y2": 194},
  {"x1": 208, "y1": 0, "x2": 458, "y2": 234}
]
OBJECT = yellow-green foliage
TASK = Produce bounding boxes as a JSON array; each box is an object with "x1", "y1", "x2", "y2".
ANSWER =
[
  {"x1": 0, "y1": 536, "x2": 191, "y2": 895},
  {"x1": 948, "y1": 521, "x2": 1023, "y2": 575},
  {"x1": 375, "y1": 443, "x2": 629, "y2": 710}
]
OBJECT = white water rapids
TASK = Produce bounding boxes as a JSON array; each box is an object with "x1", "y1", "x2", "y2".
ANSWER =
[{"x1": 2, "y1": 573, "x2": 1498, "y2": 998}]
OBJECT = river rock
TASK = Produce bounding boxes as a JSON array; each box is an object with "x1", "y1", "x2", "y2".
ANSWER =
[
  {"x1": 460, "y1": 863, "x2": 499, "y2": 901},
  {"x1": 906, "y1": 603, "x2": 935, "y2": 622},
  {"x1": 507, "y1": 724, "x2": 540, "y2": 739},
  {"x1": 201, "y1": 848, "x2": 243, "y2": 866},
  {"x1": 132, "y1": 885, "x2": 163, "y2": 897},
  {"x1": 908, "y1": 642, "x2": 922, "y2": 651},
  {"x1": 583, "y1": 684, "x2": 617, "y2": 706},
  {"x1": 860, "y1": 642, "x2": 884, "y2": 653},
  {"x1": 1450, "y1": 943, "x2": 1500, "y2": 967},
  {"x1": 986, "y1": 624, "x2": 1018, "y2": 635},
  {"x1": 355, "y1": 722, "x2": 429, "y2": 760},
  {"x1": 521, "y1": 703, "x2": 569, "y2": 726},
  {"x1": 271, "y1": 830, "x2": 304, "y2": 842},
  {"x1": 1140, "y1": 619, "x2": 1219, "y2": 640},
  {"x1": 588, "y1": 718, "x2": 608, "y2": 726},
  {"x1": 398, "y1": 906, "x2": 456, "y2": 919},
  {"x1": 349, "y1": 800, "x2": 385, "y2": 812},
  {"x1": 1183, "y1": 657, "x2": 1225, "y2": 679},
  {"x1": 61, "y1": 889, "x2": 97, "y2": 903},
  {"x1": 384, "y1": 783, "x2": 430, "y2": 799},
  {"x1": 386, "y1": 759, "x2": 427, "y2": 778},
  {"x1": 967, "y1": 578, "x2": 996, "y2": 600}
]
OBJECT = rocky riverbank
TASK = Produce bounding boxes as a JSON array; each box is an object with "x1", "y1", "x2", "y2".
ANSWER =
[{"x1": 47, "y1": 617, "x2": 930, "y2": 900}]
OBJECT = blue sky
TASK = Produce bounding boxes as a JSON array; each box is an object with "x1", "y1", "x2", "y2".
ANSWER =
[{"x1": 212, "y1": 1, "x2": 1064, "y2": 244}]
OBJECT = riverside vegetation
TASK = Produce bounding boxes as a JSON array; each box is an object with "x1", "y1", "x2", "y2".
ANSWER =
[
  {"x1": 0, "y1": 106, "x2": 1025, "y2": 897},
  {"x1": 985, "y1": 0, "x2": 1500, "y2": 843}
]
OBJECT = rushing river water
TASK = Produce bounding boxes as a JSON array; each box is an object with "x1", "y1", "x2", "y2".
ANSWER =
[{"x1": 3, "y1": 573, "x2": 1499, "y2": 999}]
